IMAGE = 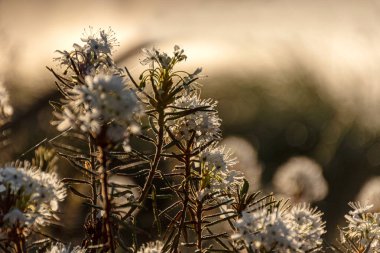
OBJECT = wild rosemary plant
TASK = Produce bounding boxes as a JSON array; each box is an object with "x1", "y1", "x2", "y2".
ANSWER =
[
  {"x1": 331, "y1": 202, "x2": 380, "y2": 253},
  {"x1": 0, "y1": 82, "x2": 66, "y2": 253},
  {"x1": 47, "y1": 27, "x2": 258, "y2": 252},
  {"x1": 0, "y1": 155, "x2": 67, "y2": 253},
  {"x1": 2, "y1": 27, "x2": 380, "y2": 253}
]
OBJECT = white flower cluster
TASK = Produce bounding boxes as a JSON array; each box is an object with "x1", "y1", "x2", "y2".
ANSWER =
[
  {"x1": 341, "y1": 202, "x2": 380, "y2": 252},
  {"x1": 288, "y1": 203, "x2": 326, "y2": 251},
  {"x1": 201, "y1": 145, "x2": 237, "y2": 171},
  {"x1": 53, "y1": 73, "x2": 143, "y2": 150},
  {"x1": 233, "y1": 204, "x2": 325, "y2": 252},
  {"x1": 0, "y1": 163, "x2": 66, "y2": 231},
  {"x1": 45, "y1": 243, "x2": 85, "y2": 253},
  {"x1": 141, "y1": 45, "x2": 187, "y2": 69},
  {"x1": 233, "y1": 208, "x2": 299, "y2": 252},
  {"x1": 140, "y1": 45, "x2": 202, "y2": 95},
  {"x1": 137, "y1": 240, "x2": 164, "y2": 253},
  {"x1": 198, "y1": 145, "x2": 243, "y2": 199},
  {"x1": 273, "y1": 156, "x2": 328, "y2": 203},
  {"x1": 222, "y1": 136, "x2": 262, "y2": 191},
  {"x1": 55, "y1": 27, "x2": 118, "y2": 76},
  {"x1": 168, "y1": 94, "x2": 221, "y2": 145},
  {"x1": 0, "y1": 80, "x2": 13, "y2": 125}
]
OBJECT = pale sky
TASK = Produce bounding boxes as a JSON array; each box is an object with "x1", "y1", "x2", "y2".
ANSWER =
[{"x1": 2, "y1": 0, "x2": 380, "y2": 129}]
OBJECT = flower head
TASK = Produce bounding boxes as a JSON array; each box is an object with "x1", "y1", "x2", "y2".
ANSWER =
[
  {"x1": 273, "y1": 156, "x2": 328, "y2": 203},
  {"x1": 45, "y1": 243, "x2": 85, "y2": 253},
  {"x1": 55, "y1": 27, "x2": 119, "y2": 76},
  {"x1": 340, "y1": 202, "x2": 380, "y2": 252},
  {"x1": 221, "y1": 136, "x2": 262, "y2": 191},
  {"x1": 232, "y1": 208, "x2": 301, "y2": 252},
  {"x1": 137, "y1": 240, "x2": 164, "y2": 253},
  {"x1": 140, "y1": 45, "x2": 201, "y2": 95},
  {"x1": 200, "y1": 145, "x2": 237, "y2": 171},
  {"x1": 141, "y1": 45, "x2": 187, "y2": 70},
  {"x1": 0, "y1": 162, "x2": 66, "y2": 236},
  {"x1": 287, "y1": 203, "x2": 326, "y2": 251},
  {"x1": 81, "y1": 27, "x2": 118, "y2": 55},
  {"x1": 232, "y1": 204, "x2": 326, "y2": 252},
  {"x1": 52, "y1": 73, "x2": 143, "y2": 150},
  {"x1": 167, "y1": 94, "x2": 221, "y2": 145},
  {"x1": 197, "y1": 145, "x2": 243, "y2": 199}
]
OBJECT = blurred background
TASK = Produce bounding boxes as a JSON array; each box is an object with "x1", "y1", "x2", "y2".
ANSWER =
[{"x1": 2, "y1": 0, "x2": 380, "y2": 246}]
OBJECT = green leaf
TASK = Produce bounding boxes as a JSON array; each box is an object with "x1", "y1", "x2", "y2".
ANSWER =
[
  {"x1": 239, "y1": 179, "x2": 249, "y2": 199},
  {"x1": 68, "y1": 186, "x2": 92, "y2": 200},
  {"x1": 152, "y1": 185, "x2": 162, "y2": 235}
]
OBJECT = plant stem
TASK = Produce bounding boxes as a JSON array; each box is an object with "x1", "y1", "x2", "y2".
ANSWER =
[
  {"x1": 89, "y1": 135, "x2": 99, "y2": 251},
  {"x1": 125, "y1": 109, "x2": 165, "y2": 218},
  {"x1": 15, "y1": 240, "x2": 23, "y2": 253},
  {"x1": 89, "y1": 136, "x2": 98, "y2": 222},
  {"x1": 171, "y1": 144, "x2": 191, "y2": 252},
  {"x1": 98, "y1": 146, "x2": 115, "y2": 253},
  {"x1": 14, "y1": 227, "x2": 26, "y2": 253},
  {"x1": 196, "y1": 199, "x2": 203, "y2": 252}
]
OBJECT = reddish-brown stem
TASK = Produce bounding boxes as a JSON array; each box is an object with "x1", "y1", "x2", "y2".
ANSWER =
[
  {"x1": 196, "y1": 199, "x2": 203, "y2": 251},
  {"x1": 171, "y1": 143, "x2": 192, "y2": 252},
  {"x1": 98, "y1": 146, "x2": 115, "y2": 253},
  {"x1": 88, "y1": 135, "x2": 100, "y2": 252},
  {"x1": 14, "y1": 227, "x2": 26, "y2": 253},
  {"x1": 89, "y1": 135, "x2": 98, "y2": 223}
]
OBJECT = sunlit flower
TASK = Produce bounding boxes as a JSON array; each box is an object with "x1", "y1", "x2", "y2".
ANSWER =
[
  {"x1": 273, "y1": 156, "x2": 328, "y2": 203},
  {"x1": 55, "y1": 27, "x2": 119, "y2": 76},
  {"x1": 232, "y1": 203, "x2": 326, "y2": 252},
  {"x1": 357, "y1": 177, "x2": 380, "y2": 211},
  {"x1": 340, "y1": 202, "x2": 380, "y2": 252},
  {"x1": 141, "y1": 47, "x2": 170, "y2": 68},
  {"x1": 141, "y1": 45, "x2": 187, "y2": 69},
  {"x1": 197, "y1": 145, "x2": 243, "y2": 199},
  {"x1": 81, "y1": 27, "x2": 118, "y2": 56},
  {"x1": 288, "y1": 203, "x2": 326, "y2": 251},
  {"x1": 0, "y1": 162, "x2": 66, "y2": 236},
  {"x1": 74, "y1": 74, "x2": 142, "y2": 123},
  {"x1": 167, "y1": 94, "x2": 221, "y2": 145},
  {"x1": 221, "y1": 136, "x2": 262, "y2": 191},
  {"x1": 52, "y1": 73, "x2": 143, "y2": 150},
  {"x1": 45, "y1": 242, "x2": 85, "y2": 253},
  {"x1": 137, "y1": 240, "x2": 164, "y2": 253},
  {"x1": 232, "y1": 208, "x2": 301, "y2": 252},
  {"x1": 200, "y1": 145, "x2": 237, "y2": 171}
]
